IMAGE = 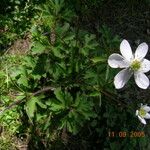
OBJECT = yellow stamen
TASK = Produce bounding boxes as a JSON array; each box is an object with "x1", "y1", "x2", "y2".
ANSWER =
[
  {"x1": 139, "y1": 108, "x2": 146, "y2": 118},
  {"x1": 130, "y1": 60, "x2": 141, "y2": 71}
]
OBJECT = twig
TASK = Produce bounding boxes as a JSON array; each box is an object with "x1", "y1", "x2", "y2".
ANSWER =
[
  {"x1": 32, "y1": 86, "x2": 55, "y2": 96},
  {"x1": 100, "y1": 89, "x2": 127, "y2": 107},
  {"x1": 0, "y1": 86, "x2": 55, "y2": 115}
]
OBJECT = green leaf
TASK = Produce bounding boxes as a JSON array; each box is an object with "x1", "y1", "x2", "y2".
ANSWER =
[
  {"x1": 36, "y1": 100, "x2": 47, "y2": 109},
  {"x1": 73, "y1": 93, "x2": 80, "y2": 107},
  {"x1": 16, "y1": 95, "x2": 26, "y2": 100},
  {"x1": 0, "y1": 71, "x2": 5, "y2": 78},
  {"x1": 31, "y1": 42, "x2": 46, "y2": 54},
  {"x1": 50, "y1": 103, "x2": 65, "y2": 112},
  {"x1": 54, "y1": 88, "x2": 64, "y2": 103},
  {"x1": 91, "y1": 56, "x2": 106, "y2": 63},
  {"x1": 26, "y1": 97, "x2": 38, "y2": 118},
  {"x1": 45, "y1": 99, "x2": 52, "y2": 106},
  {"x1": 66, "y1": 121, "x2": 73, "y2": 133},
  {"x1": 88, "y1": 91, "x2": 100, "y2": 97},
  {"x1": 17, "y1": 75, "x2": 28, "y2": 87},
  {"x1": 57, "y1": 22, "x2": 70, "y2": 36},
  {"x1": 52, "y1": 47, "x2": 64, "y2": 58}
]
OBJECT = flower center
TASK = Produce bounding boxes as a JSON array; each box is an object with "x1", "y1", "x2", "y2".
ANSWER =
[
  {"x1": 139, "y1": 108, "x2": 146, "y2": 118},
  {"x1": 130, "y1": 60, "x2": 141, "y2": 71}
]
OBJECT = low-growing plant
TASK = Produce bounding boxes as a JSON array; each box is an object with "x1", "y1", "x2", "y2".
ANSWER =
[{"x1": 0, "y1": 0, "x2": 150, "y2": 149}]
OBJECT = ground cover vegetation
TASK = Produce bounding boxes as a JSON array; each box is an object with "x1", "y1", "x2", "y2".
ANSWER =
[{"x1": 0, "y1": 0, "x2": 150, "y2": 149}]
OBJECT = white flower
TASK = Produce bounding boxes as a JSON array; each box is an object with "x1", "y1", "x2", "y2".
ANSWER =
[
  {"x1": 108, "y1": 39, "x2": 150, "y2": 89},
  {"x1": 136, "y1": 104, "x2": 150, "y2": 125}
]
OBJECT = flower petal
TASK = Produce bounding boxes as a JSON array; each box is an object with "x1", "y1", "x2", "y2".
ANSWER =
[
  {"x1": 114, "y1": 68, "x2": 132, "y2": 89},
  {"x1": 134, "y1": 72, "x2": 150, "y2": 89},
  {"x1": 139, "y1": 59, "x2": 150, "y2": 73},
  {"x1": 138, "y1": 116, "x2": 146, "y2": 124},
  {"x1": 144, "y1": 113, "x2": 150, "y2": 119},
  {"x1": 108, "y1": 53, "x2": 129, "y2": 68},
  {"x1": 141, "y1": 103, "x2": 144, "y2": 107},
  {"x1": 120, "y1": 39, "x2": 133, "y2": 61},
  {"x1": 142, "y1": 105, "x2": 150, "y2": 112},
  {"x1": 136, "y1": 110, "x2": 139, "y2": 116},
  {"x1": 135, "y1": 43, "x2": 148, "y2": 60}
]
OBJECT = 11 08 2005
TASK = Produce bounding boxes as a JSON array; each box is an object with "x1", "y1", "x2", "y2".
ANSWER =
[{"x1": 108, "y1": 131, "x2": 145, "y2": 138}]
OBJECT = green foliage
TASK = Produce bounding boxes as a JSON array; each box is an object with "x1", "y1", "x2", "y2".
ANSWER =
[
  {"x1": 0, "y1": 0, "x2": 42, "y2": 50},
  {"x1": 0, "y1": 0, "x2": 150, "y2": 149},
  {"x1": 48, "y1": 88, "x2": 96, "y2": 134}
]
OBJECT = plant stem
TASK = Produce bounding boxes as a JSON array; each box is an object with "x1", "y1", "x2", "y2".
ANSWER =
[{"x1": 0, "y1": 86, "x2": 56, "y2": 115}]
